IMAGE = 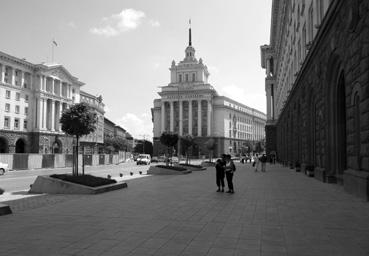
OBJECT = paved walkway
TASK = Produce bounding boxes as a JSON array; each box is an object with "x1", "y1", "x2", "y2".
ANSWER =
[{"x1": 0, "y1": 163, "x2": 369, "y2": 256}]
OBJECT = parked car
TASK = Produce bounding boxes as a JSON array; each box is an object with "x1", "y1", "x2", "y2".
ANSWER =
[
  {"x1": 151, "y1": 157, "x2": 159, "y2": 163},
  {"x1": 136, "y1": 154, "x2": 151, "y2": 165},
  {"x1": 0, "y1": 162, "x2": 9, "y2": 175}
]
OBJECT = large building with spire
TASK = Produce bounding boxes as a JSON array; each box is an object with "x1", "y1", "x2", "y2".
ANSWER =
[{"x1": 152, "y1": 26, "x2": 266, "y2": 157}]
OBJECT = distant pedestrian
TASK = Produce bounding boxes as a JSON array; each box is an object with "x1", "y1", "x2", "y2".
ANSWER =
[
  {"x1": 224, "y1": 154, "x2": 236, "y2": 193},
  {"x1": 254, "y1": 153, "x2": 259, "y2": 171},
  {"x1": 260, "y1": 154, "x2": 267, "y2": 172},
  {"x1": 215, "y1": 154, "x2": 226, "y2": 192}
]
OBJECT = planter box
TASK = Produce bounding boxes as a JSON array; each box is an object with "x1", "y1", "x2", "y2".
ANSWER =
[
  {"x1": 29, "y1": 175, "x2": 127, "y2": 194},
  {"x1": 0, "y1": 203, "x2": 12, "y2": 216},
  {"x1": 147, "y1": 166, "x2": 191, "y2": 175},
  {"x1": 179, "y1": 165, "x2": 206, "y2": 171}
]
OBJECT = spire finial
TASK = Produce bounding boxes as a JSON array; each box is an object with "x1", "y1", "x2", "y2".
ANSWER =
[{"x1": 189, "y1": 19, "x2": 192, "y2": 46}]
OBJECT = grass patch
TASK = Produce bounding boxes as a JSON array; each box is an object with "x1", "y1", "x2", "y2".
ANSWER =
[
  {"x1": 50, "y1": 174, "x2": 117, "y2": 187},
  {"x1": 156, "y1": 165, "x2": 187, "y2": 171},
  {"x1": 179, "y1": 163, "x2": 203, "y2": 168}
]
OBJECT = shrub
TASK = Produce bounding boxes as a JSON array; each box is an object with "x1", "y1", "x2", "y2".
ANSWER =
[
  {"x1": 179, "y1": 163, "x2": 202, "y2": 168},
  {"x1": 50, "y1": 174, "x2": 116, "y2": 187},
  {"x1": 156, "y1": 165, "x2": 187, "y2": 171}
]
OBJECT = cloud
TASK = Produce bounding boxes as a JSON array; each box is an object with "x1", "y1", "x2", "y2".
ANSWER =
[
  {"x1": 219, "y1": 84, "x2": 266, "y2": 113},
  {"x1": 90, "y1": 8, "x2": 146, "y2": 37},
  {"x1": 149, "y1": 20, "x2": 160, "y2": 27},
  {"x1": 153, "y1": 62, "x2": 160, "y2": 69},
  {"x1": 115, "y1": 113, "x2": 152, "y2": 140}
]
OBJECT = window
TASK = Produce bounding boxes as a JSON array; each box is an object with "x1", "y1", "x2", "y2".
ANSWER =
[
  {"x1": 192, "y1": 73, "x2": 195, "y2": 82},
  {"x1": 25, "y1": 107, "x2": 28, "y2": 115},
  {"x1": 4, "y1": 117, "x2": 10, "y2": 129},
  {"x1": 5, "y1": 90, "x2": 10, "y2": 99},
  {"x1": 16, "y1": 92, "x2": 20, "y2": 101},
  {"x1": 24, "y1": 120, "x2": 27, "y2": 129},
  {"x1": 15, "y1": 105, "x2": 20, "y2": 114},
  {"x1": 25, "y1": 95, "x2": 29, "y2": 102},
  {"x1": 179, "y1": 74, "x2": 182, "y2": 82},
  {"x1": 5, "y1": 103, "x2": 10, "y2": 112},
  {"x1": 185, "y1": 74, "x2": 189, "y2": 82},
  {"x1": 14, "y1": 118, "x2": 19, "y2": 130}
]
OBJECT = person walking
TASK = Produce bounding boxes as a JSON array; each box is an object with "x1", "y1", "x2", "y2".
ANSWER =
[
  {"x1": 215, "y1": 154, "x2": 226, "y2": 192},
  {"x1": 225, "y1": 154, "x2": 236, "y2": 193},
  {"x1": 260, "y1": 154, "x2": 267, "y2": 172},
  {"x1": 254, "y1": 153, "x2": 260, "y2": 172}
]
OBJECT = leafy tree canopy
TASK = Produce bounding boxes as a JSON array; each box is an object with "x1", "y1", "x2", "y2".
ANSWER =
[
  {"x1": 60, "y1": 103, "x2": 97, "y2": 138},
  {"x1": 181, "y1": 135, "x2": 194, "y2": 150},
  {"x1": 160, "y1": 132, "x2": 178, "y2": 148},
  {"x1": 205, "y1": 138, "x2": 216, "y2": 150}
]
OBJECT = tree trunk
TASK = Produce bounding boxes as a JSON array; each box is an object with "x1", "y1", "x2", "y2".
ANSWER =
[{"x1": 75, "y1": 136, "x2": 79, "y2": 176}]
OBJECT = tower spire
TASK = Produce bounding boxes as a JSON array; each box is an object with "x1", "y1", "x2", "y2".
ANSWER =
[{"x1": 189, "y1": 19, "x2": 192, "y2": 46}]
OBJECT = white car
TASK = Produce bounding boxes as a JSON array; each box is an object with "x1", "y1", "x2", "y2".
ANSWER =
[
  {"x1": 0, "y1": 162, "x2": 9, "y2": 175},
  {"x1": 136, "y1": 154, "x2": 151, "y2": 165}
]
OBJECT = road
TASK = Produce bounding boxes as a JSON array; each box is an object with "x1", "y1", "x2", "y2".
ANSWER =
[{"x1": 0, "y1": 162, "x2": 152, "y2": 193}]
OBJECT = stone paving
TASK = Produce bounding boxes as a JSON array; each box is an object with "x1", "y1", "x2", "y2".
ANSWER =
[{"x1": 0, "y1": 163, "x2": 369, "y2": 256}]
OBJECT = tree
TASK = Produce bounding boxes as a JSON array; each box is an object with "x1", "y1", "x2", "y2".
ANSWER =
[
  {"x1": 60, "y1": 103, "x2": 97, "y2": 175},
  {"x1": 134, "y1": 140, "x2": 153, "y2": 155},
  {"x1": 160, "y1": 132, "x2": 178, "y2": 165},
  {"x1": 205, "y1": 138, "x2": 216, "y2": 162},
  {"x1": 181, "y1": 135, "x2": 194, "y2": 164}
]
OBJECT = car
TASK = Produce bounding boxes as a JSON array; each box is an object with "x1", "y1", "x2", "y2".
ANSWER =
[
  {"x1": 136, "y1": 154, "x2": 151, "y2": 165},
  {"x1": 151, "y1": 157, "x2": 159, "y2": 163},
  {"x1": 0, "y1": 162, "x2": 9, "y2": 175}
]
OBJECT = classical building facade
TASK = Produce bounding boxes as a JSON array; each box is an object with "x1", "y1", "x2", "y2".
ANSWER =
[
  {"x1": 79, "y1": 90, "x2": 105, "y2": 153},
  {"x1": 261, "y1": 0, "x2": 369, "y2": 199},
  {"x1": 153, "y1": 27, "x2": 266, "y2": 157},
  {"x1": 0, "y1": 51, "x2": 85, "y2": 153}
]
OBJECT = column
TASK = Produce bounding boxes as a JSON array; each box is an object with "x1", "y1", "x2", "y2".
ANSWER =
[
  {"x1": 52, "y1": 79, "x2": 55, "y2": 94},
  {"x1": 21, "y1": 71, "x2": 24, "y2": 87},
  {"x1": 197, "y1": 100, "x2": 202, "y2": 136},
  {"x1": 170, "y1": 101, "x2": 174, "y2": 132},
  {"x1": 161, "y1": 101, "x2": 165, "y2": 133},
  {"x1": 39, "y1": 75, "x2": 43, "y2": 91},
  {"x1": 179, "y1": 101, "x2": 183, "y2": 136},
  {"x1": 266, "y1": 57, "x2": 271, "y2": 76},
  {"x1": 188, "y1": 100, "x2": 192, "y2": 135},
  {"x1": 207, "y1": 100, "x2": 212, "y2": 136},
  {"x1": 43, "y1": 99, "x2": 47, "y2": 129},
  {"x1": 266, "y1": 85, "x2": 271, "y2": 121},
  {"x1": 1, "y1": 65, "x2": 5, "y2": 83},
  {"x1": 68, "y1": 84, "x2": 71, "y2": 98},
  {"x1": 38, "y1": 98, "x2": 43, "y2": 130},
  {"x1": 11, "y1": 68, "x2": 15, "y2": 85},
  {"x1": 51, "y1": 100, "x2": 55, "y2": 131}
]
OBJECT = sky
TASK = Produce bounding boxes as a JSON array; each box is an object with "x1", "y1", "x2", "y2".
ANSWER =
[{"x1": 0, "y1": 0, "x2": 272, "y2": 140}]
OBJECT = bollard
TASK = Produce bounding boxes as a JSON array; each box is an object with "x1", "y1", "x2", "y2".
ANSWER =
[
  {"x1": 119, "y1": 173, "x2": 123, "y2": 177},
  {"x1": 130, "y1": 172, "x2": 133, "y2": 176},
  {"x1": 107, "y1": 175, "x2": 111, "y2": 179},
  {"x1": 139, "y1": 171, "x2": 142, "y2": 175}
]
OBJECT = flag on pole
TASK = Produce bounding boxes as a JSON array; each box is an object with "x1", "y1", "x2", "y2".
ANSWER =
[{"x1": 52, "y1": 39, "x2": 58, "y2": 46}]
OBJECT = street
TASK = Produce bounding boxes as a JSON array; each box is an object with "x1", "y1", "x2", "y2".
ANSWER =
[{"x1": 0, "y1": 162, "x2": 152, "y2": 193}]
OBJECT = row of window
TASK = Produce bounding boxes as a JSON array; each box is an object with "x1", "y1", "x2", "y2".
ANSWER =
[
  {"x1": 3, "y1": 116, "x2": 27, "y2": 130},
  {"x1": 4, "y1": 90, "x2": 29, "y2": 101},
  {"x1": 178, "y1": 73, "x2": 196, "y2": 83},
  {"x1": 1, "y1": 66, "x2": 31, "y2": 89},
  {"x1": 4, "y1": 104, "x2": 28, "y2": 115}
]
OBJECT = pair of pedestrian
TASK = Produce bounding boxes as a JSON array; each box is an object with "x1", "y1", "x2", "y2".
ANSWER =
[
  {"x1": 255, "y1": 153, "x2": 267, "y2": 172},
  {"x1": 215, "y1": 154, "x2": 236, "y2": 193}
]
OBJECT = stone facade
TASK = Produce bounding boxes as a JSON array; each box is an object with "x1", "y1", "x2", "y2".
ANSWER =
[{"x1": 262, "y1": 0, "x2": 369, "y2": 200}]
